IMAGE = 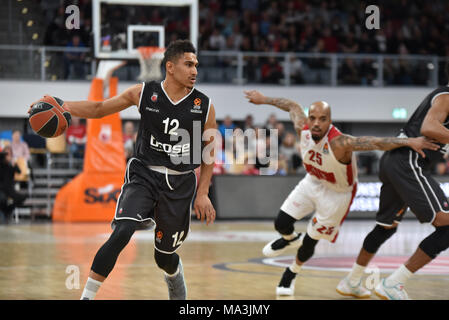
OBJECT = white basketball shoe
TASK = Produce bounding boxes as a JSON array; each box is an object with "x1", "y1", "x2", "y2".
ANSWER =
[
  {"x1": 336, "y1": 276, "x2": 371, "y2": 299},
  {"x1": 263, "y1": 233, "x2": 303, "y2": 257},
  {"x1": 374, "y1": 279, "x2": 410, "y2": 300}
]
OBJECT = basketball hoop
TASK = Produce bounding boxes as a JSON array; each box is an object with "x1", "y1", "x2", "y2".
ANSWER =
[{"x1": 137, "y1": 46, "x2": 165, "y2": 82}]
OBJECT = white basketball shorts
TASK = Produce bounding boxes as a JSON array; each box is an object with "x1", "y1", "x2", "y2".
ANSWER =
[{"x1": 280, "y1": 174, "x2": 357, "y2": 242}]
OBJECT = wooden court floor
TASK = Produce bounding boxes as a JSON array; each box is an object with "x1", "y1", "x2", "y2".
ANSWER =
[{"x1": 0, "y1": 219, "x2": 448, "y2": 300}]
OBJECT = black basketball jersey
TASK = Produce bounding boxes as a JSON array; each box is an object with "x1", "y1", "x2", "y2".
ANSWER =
[
  {"x1": 402, "y1": 86, "x2": 449, "y2": 165},
  {"x1": 134, "y1": 81, "x2": 211, "y2": 171}
]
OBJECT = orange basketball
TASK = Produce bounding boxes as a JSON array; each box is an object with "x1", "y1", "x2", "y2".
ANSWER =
[{"x1": 28, "y1": 96, "x2": 71, "y2": 138}]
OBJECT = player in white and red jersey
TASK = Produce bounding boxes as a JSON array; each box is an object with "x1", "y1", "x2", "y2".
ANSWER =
[{"x1": 244, "y1": 90, "x2": 439, "y2": 298}]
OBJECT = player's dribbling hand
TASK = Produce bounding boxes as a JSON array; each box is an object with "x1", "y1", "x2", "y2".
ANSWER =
[
  {"x1": 194, "y1": 194, "x2": 216, "y2": 225},
  {"x1": 27, "y1": 95, "x2": 52, "y2": 114},
  {"x1": 408, "y1": 136, "x2": 440, "y2": 158},
  {"x1": 244, "y1": 90, "x2": 267, "y2": 105}
]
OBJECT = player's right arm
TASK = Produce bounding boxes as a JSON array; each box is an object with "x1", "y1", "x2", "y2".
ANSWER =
[
  {"x1": 244, "y1": 90, "x2": 307, "y2": 137},
  {"x1": 421, "y1": 94, "x2": 449, "y2": 143},
  {"x1": 64, "y1": 83, "x2": 143, "y2": 119}
]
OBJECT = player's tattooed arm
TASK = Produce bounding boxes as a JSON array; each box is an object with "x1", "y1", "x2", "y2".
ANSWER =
[
  {"x1": 244, "y1": 90, "x2": 307, "y2": 136},
  {"x1": 331, "y1": 134, "x2": 440, "y2": 162}
]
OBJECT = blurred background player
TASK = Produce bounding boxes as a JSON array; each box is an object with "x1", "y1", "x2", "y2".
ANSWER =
[
  {"x1": 244, "y1": 89, "x2": 439, "y2": 297},
  {"x1": 340, "y1": 62, "x2": 449, "y2": 300},
  {"x1": 32, "y1": 40, "x2": 217, "y2": 300}
]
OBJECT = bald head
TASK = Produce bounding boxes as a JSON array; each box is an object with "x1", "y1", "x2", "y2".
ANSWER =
[
  {"x1": 309, "y1": 101, "x2": 331, "y2": 118},
  {"x1": 307, "y1": 101, "x2": 332, "y2": 142}
]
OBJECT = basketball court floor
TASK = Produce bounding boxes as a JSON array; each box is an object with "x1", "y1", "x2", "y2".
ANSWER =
[{"x1": 0, "y1": 219, "x2": 447, "y2": 300}]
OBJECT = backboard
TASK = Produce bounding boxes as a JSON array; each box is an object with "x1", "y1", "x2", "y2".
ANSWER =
[{"x1": 93, "y1": 0, "x2": 198, "y2": 60}]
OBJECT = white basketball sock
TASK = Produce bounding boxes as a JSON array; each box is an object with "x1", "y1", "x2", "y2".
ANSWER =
[
  {"x1": 348, "y1": 262, "x2": 366, "y2": 286},
  {"x1": 385, "y1": 264, "x2": 413, "y2": 286},
  {"x1": 283, "y1": 232, "x2": 298, "y2": 241},
  {"x1": 80, "y1": 277, "x2": 103, "y2": 300},
  {"x1": 288, "y1": 262, "x2": 302, "y2": 274}
]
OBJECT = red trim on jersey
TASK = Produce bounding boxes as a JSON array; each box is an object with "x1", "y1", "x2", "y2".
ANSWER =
[
  {"x1": 331, "y1": 183, "x2": 357, "y2": 243},
  {"x1": 346, "y1": 163, "x2": 354, "y2": 186},
  {"x1": 327, "y1": 125, "x2": 342, "y2": 141}
]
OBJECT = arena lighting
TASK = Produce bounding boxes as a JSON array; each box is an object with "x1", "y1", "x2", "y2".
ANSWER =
[{"x1": 392, "y1": 108, "x2": 407, "y2": 119}]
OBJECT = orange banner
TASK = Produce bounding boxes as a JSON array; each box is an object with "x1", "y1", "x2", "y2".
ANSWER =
[{"x1": 52, "y1": 77, "x2": 126, "y2": 222}]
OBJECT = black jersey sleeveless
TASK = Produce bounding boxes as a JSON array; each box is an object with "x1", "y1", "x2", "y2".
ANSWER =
[
  {"x1": 134, "y1": 81, "x2": 211, "y2": 171},
  {"x1": 401, "y1": 86, "x2": 449, "y2": 166}
]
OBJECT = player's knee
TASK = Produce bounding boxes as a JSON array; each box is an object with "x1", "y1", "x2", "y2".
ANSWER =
[
  {"x1": 274, "y1": 210, "x2": 296, "y2": 235},
  {"x1": 297, "y1": 233, "x2": 318, "y2": 263},
  {"x1": 362, "y1": 224, "x2": 397, "y2": 254},
  {"x1": 419, "y1": 225, "x2": 449, "y2": 259},
  {"x1": 432, "y1": 212, "x2": 449, "y2": 227},
  {"x1": 110, "y1": 220, "x2": 137, "y2": 248},
  {"x1": 154, "y1": 250, "x2": 180, "y2": 274}
]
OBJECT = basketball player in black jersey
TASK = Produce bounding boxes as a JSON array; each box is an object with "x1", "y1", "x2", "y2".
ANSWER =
[
  {"x1": 339, "y1": 62, "x2": 449, "y2": 300},
  {"x1": 38, "y1": 40, "x2": 217, "y2": 299}
]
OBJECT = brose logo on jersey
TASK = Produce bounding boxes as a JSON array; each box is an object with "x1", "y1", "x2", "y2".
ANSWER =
[{"x1": 150, "y1": 134, "x2": 190, "y2": 156}]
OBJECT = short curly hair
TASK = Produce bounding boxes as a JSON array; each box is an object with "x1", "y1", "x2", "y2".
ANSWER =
[{"x1": 162, "y1": 39, "x2": 196, "y2": 67}]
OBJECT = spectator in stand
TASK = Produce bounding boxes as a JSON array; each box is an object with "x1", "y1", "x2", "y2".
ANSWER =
[
  {"x1": 123, "y1": 121, "x2": 136, "y2": 162},
  {"x1": 261, "y1": 57, "x2": 283, "y2": 84},
  {"x1": 242, "y1": 155, "x2": 259, "y2": 176},
  {"x1": 11, "y1": 130, "x2": 30, "y2": 165},
  {"x1": 243, "y1": 114, "x2": 255, "y2": 131},
  {"x1": 0, "y1": 146, "x2": 26, "y2": 224},
  {"x1": 218, "y1": 115, "x2": 237, "y2": 147},
  {"x1": 265, "y1": 113, "x2": 278, "y2": 130},
  {"x1": 339, "y1": 58, "x2": 360, "y2": 85},
  {"x1": 67, "y1": 116, "x2": 87, "y2": 159},
  {"x1": 275, "y1": 122, "x2": 286, "y2": 146},
  {"x1": 64, "y1": 35, "x2": 87, "y2": 79},
  {"x1": 279, "y1": 132, "x2": 301, "y2": 174}
]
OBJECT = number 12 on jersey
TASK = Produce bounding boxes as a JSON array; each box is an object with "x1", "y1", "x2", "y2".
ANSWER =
[{"x1": 163, "y1": 117, "x2": 179, "y2": 135}]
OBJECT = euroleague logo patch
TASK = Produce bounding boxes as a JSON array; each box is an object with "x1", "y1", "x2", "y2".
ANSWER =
[
  {"x1": 156, "y1": 230, "x2": 163, "y2": 243},
  {"x1": 190, "y1": 98, "x2": 203, "y2": 114}
]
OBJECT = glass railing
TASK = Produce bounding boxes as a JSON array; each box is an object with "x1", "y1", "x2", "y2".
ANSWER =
[{"x1": 0, "y1": 45, "x2": 446, "y2": 86}]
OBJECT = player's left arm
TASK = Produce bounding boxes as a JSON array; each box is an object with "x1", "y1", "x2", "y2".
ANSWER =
[
  {"x1": 330, "y1": 134, "x2": 440, "y2": 162},
  {"x1": 244, "y1": 90, "x2": 307, "y2": 137},
  {"x1": 193, "y1": 103, "x2": 217, "y2": 225}
]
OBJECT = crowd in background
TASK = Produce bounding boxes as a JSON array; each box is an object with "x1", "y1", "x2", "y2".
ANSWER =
[{"x1": 36, "y1": 0, "x2": 449, "y2": 84}]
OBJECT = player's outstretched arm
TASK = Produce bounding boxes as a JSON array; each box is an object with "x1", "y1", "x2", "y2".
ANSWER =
[
  {"x1": 421, "y1": 94, "x2": 449, "y2": 144},
  {"x1": 193, "y1": 104, "x2": 217, "y2": 226},
  {"x1": 331, "y1": 134, "x2": 440, "y2": 160},
  {"x1": 65, "y1": 83, "x2": 143, "y2": 119},
  {"x1": 244, "y1": 90, "x2": 307, "y2": 136}
]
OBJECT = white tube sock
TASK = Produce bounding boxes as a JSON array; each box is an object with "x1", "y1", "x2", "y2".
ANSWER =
[
  {"x1": 348, "y1": 262, "x2": 366, "y2": 286},
  {"x1": 385, "y1": 264, "x2": 413, "y2": 286},
  {"x1": 80, "y1": 277, "x2": 103, "y2": 300}
]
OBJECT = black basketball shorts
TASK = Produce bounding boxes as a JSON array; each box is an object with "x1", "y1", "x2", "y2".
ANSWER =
[
  {"x1": 112, "y1": 157, "x2": 197, "y2": 254},
  {"x1": 376, "y1": 148, "x2": 449, "y2": 226}
]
